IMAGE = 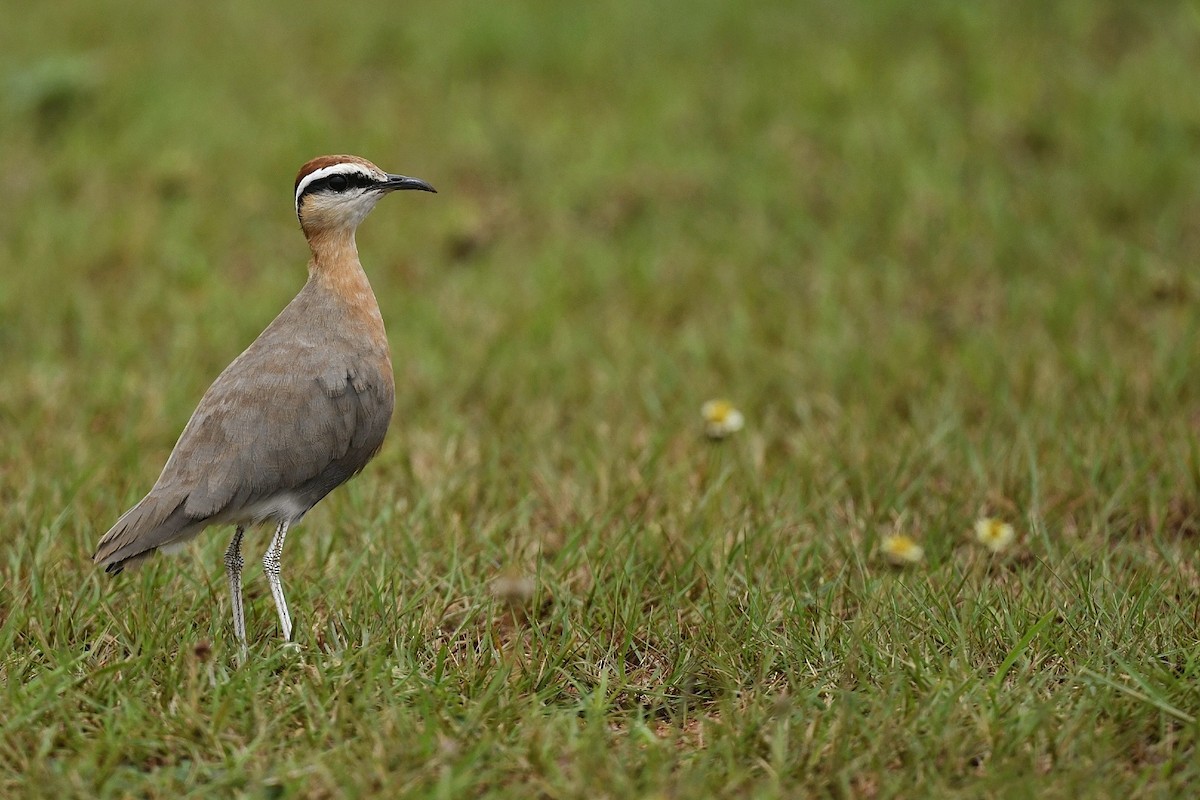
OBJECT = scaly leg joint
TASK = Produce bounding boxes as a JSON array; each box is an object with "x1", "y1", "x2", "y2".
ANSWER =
[
  {"x1": 263, "y1": 520, "x2": 293, "y2": 641},
  {"x1": 225, "y1": 527, "x2": 247, "y2": 648}
]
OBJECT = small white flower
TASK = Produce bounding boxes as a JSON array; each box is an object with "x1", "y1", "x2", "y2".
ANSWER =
[
  {"x1": 701, "y1": 399, "x2": 745, "y2": 439},
  {"x1": 974, "y1": 518, "x2": 1016, "y2": 553},
  {"x1": 880, "y1": 534, "x2": 924, "y2": 566}
]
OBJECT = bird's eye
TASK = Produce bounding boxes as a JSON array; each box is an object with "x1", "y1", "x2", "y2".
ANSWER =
[{"x1": 327, "y1": 174, "x2": 349, "y2": 192}]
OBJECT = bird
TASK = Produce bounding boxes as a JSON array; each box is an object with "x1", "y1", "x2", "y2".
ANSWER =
[{"x1": 92, "y1": 154, "x2": 435, "y2": 647}]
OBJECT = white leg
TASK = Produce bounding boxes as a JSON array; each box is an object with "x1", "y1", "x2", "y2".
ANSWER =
[
  {"x1": 263, "y1": 520, "x2": 292, "y2": 641},
  {"x1": 224, "y1": 526, "x2": 247, "y2": 649}
]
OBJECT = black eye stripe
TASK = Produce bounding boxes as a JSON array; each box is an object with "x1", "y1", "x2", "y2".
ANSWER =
[{"x1": 299, "y1": 171, "x2": 377, "y2": 200}]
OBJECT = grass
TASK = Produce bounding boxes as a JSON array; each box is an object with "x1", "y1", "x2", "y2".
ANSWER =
[{"x1": 3, "y1": 0, "x2": 1200, "y2": 795}]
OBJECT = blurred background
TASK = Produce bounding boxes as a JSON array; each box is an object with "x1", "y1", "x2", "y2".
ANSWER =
[
  {"x1": 3, "y1": 0, "x2": 1200, "y2": 599},
  {"x1": 4, "y1": 0, "x2": 1200, "y2": 595}
]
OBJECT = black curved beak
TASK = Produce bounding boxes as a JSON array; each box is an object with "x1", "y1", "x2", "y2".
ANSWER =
[{"x1": 381, "y1": 174, "x2": 437, "y2": 193}]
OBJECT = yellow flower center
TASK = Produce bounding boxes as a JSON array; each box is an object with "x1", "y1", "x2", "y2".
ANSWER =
[
  {"x1": 704, "y1": 400, "x2": 734, "y2": 423},
  {"x1": 973, "y1": 518, "x2": 1015, "y2": 552},
  {"x1": 881, "y1": 534, "x2": 924, "y2": 564}
]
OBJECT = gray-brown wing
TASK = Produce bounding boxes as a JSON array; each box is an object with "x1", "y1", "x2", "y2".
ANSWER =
[
  {"x1": 93, "y1": 337, "x2": 394, "y2": 567},
  {"x1": 174, "y1": 354, "x2": 390, "y2": 514}
]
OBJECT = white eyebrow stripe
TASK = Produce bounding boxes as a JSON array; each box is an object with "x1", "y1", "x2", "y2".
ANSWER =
[{"x1": 294, "y1": 163, "x2": 377, "y2": 213}]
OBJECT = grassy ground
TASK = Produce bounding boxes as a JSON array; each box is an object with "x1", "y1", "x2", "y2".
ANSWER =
[{"x1": 3, "y1": 0, "x2": 1200, "y2": 796}]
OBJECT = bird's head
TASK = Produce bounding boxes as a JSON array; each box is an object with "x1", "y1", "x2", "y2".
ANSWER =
[{"x1": 294, "y1": 154, "x2": 435, "y2": 236}]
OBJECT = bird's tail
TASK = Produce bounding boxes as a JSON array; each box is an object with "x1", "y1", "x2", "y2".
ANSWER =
[{"x1": 93, "y1": 493, "x2": 192, "y2": 573}]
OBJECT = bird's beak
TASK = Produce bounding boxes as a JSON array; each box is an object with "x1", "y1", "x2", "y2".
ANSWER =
[{"x1": 380, "y1": 174, "x2": 437, "y2": 194}]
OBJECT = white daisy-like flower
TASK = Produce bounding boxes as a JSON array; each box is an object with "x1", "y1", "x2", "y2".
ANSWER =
[
  {"x1": 880, "y1": 534, "x2": 924, "y2": 566},
  {"x1": 701, "y1": 399, "x2": 745, "y2": 439},
  {"x1": 974, "y1": 518, "x2": 1016, "y2": 553}
]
